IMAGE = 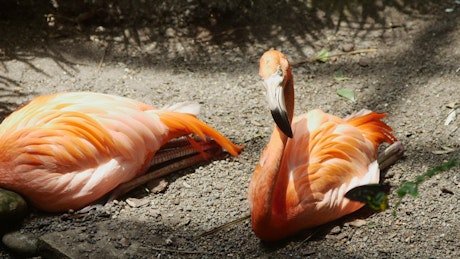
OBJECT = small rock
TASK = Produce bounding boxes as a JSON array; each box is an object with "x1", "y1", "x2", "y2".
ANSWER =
[
  {"x1": 358, "y1": 58, "x2": 370, "y2": 67},
  {"x1": 0, "y1": 188, "x2": 28, "y2": 224},
  {"x1": 347, "y1": 219, "x2": 367, "y2": 228},
  {"x1": 118, "y1": 237, "x2": 131, "y2": 247},
  {"x1": 165, "y1": 28, "x2": 176, "y2": 38},
  {"x1": 178, "y1": 217, "x2": 191, "y2": 227},
  {"x1": 342, "y1": 43, "x2": 355, "y2": 52},
  {"x1": 2, "y1": 231, "x2": 38, "y2": 255},
  {"x1": 126, "y1": 198, "x2": 149, "y2": 208},
  {"x1": 147, "y1": 178, "x2": 169, "y2": 194},
  {"x1": 329, "y1": 226, "x2": 342, "y2": 234},
  {"x1": 182, "y1": 181, "x2": 192, "y2": 188},
  {"x1": 95, "y1": 26, "x2": 105, "y2": 33},
  {"x1": 335, "y1": 232, "x2": 348, "y2": 240}
]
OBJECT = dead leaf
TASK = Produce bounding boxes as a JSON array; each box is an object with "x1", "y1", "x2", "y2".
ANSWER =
[
  {"x1": 432, "y1": 146, "x2": 456, "y2": 155},
  {"x1": 444, "y1": 110, "x2": 456, "y2": 126},
  {"x1": 446, "y1": 102, "x2": 459, "y2": 109}
]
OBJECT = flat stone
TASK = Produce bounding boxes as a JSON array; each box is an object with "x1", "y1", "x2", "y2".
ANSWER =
[
  {"x1": 329, "y1": 226, "x2": 342, "y2": 234},
  {"x1": 38, "y1": 220, "x2": 166, "y2": 258},
  {"x1": 125, "y1": 198, "x2": 149, "y2": 208},
  {"x1": 2, "y1": 231, "x2": 38, "y2": 256},
  {"x1": 347, "y1": 219, "x2": 368, "y2": 228}
]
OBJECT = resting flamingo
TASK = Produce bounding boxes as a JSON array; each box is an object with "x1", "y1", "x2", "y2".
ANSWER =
[
  {"x1": 0, "y1": 92, "x2": 243, "y2": 212},
  {"x1": 248, "y1": 50, "x2": 403, "y2": 241}
]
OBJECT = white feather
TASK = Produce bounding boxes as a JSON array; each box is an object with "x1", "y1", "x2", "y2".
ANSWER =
[{"x1": 161, "y1": 102, "x2": 201, "y2": 116}]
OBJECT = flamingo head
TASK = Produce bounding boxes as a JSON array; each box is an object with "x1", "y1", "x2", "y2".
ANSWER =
[{"x1": 259, "y1": 50, "x2": 294, "y2": 138}]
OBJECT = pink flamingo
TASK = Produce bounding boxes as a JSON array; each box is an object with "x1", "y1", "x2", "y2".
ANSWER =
[
  {"x1": 0, "y1": 92, "x2": 243, "y2": 212},
  {"x1": 248, "y1": 50, "x2": 403, "y2": 241}
]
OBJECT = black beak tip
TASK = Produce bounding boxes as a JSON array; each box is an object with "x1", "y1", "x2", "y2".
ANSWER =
[
  {"x1": 283, "y1": 127, "x2": 293, "y2": 138},
  {"x1": 270, "y1": 109, "x2": 293, "y2": 138}
]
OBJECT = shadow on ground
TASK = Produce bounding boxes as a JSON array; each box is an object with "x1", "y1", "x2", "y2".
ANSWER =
[
  {"x1": 0, "y1": 0, "x2": 453, "y2": 64},
  {"x1": 0, "y1": 0, "x2": 456, "y2": 111}
]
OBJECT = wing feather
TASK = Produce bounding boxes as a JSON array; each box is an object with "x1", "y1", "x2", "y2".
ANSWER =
[{"x1": 280, "y1": 109, "x2": 390, "y2": 219}]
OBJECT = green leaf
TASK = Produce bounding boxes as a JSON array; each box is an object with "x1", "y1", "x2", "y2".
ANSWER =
[
  {"x1": 337, "y1": 88, "x2": 355, "y2": 102},
  {"x1": 397, "y1": 182, "x2": 419, "y2": 198},
  {"x1": 315, "y1": 49, "x2": 329, "y2": 62},
  {"x1": 334, "y1": 70, "x2": 351, "y2": 81},
  {"x1": 393, "y1": 157, "x2": 459, "y2": 216}
]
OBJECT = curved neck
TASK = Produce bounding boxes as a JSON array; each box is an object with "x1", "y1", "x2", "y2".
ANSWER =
[
  {"x1": 249, "y1": 63, "x2": 295, "y2": 240},
  {"x1": 249, "y1": 126, "x2": 289, "y2": 240},
  {"x1": 251, "y1": 126, "x2": 288, "y2": 209}
]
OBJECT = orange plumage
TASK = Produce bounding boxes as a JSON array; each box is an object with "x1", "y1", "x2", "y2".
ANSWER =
[
  {"x1": 0, "y1": 92, "x2": 242, "y2": 212},
  {"x1": 248, "y1": 50, "x2": 398, "y2": 241}
]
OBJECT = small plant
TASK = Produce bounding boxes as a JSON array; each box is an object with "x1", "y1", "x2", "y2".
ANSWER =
[
  {"x1": 392, "y1": 157, "x2": 459, "y2": 215},
  {"x1": 345, "y1": 154, "x2": 459, "y2": 215},
  {"x1": 315, "y1": 49, "x2": 330, "y2": 62}
]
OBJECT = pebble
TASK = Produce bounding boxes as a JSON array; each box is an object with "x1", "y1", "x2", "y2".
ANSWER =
[
  {"x1": 347, "y1": 219, "x2": 367, "y2": 228},
  {"x1": 182, "y1": 181, "x2": 192, "y2": 188},
  {"x1": 342, "y1": 43, "x2": 355, "y2": 52},
  {"x1": 2, "y1": 231, "x2": 38, "y2": 255},
  {"x1": 126, "y1": 198, "x2": 149, "y2": 208},
  {"x1": 0, "y1": 188, "x2": 28, "y2": 223},
  {"x1": 358, "y1": 58, "x2": 370, "y2": 67},
  {"x1": 329, "y1": 226, "x2": 342, "y2": 234},
  {"x1": 335, "y1": 232, "x2": 348, "y2": 240},
  {"x1": 147, "y1": 178, "x2": 169, "y2": 193},
  {"x1": 118, "y1": 237, "x2": 131, "y2": 247},
  {"x1": 165, "y1": 28, "x2": 176, "y2": 38}
]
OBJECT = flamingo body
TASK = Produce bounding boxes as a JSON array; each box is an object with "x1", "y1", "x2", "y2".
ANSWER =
[
  {"x1": 0, "y1": 92, "x2": 242, "y2": 212},
  {"x1": 248, "y1": 50, "x2": 397, "y2": 241}
]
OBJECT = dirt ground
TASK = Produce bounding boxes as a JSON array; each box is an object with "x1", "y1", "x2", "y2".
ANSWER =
[{"x1": 0, "y1": 0, "x2": 459, "y2": 258}]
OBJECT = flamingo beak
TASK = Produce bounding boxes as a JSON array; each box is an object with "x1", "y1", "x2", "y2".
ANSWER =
[{"x1": 263, "y1": 66, "x2": 293, "y2": 138}]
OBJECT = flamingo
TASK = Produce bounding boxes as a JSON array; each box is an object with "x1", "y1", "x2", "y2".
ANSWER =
[
  {"x1": 248, "y1": 50, "x2": 403, "y2": 241},
  {"x1": 0, "y1": 92, "x2": 243, "y2": 212}
]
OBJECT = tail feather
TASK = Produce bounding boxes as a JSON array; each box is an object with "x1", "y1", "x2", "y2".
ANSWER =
[
  {"x1": 345, "y1": 110, "x2": 397, "y2": 148},
  {"x1": 158, "y1": 111, "x2": 243, "y2": 157}
]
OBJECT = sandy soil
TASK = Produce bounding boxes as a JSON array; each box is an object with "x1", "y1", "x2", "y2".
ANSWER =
[{"x1": 0, "y1": 1, "x2": 459, "y2": 258}]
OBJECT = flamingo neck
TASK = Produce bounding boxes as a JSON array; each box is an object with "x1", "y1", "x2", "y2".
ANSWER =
[
  {"x1": 263, "y1": 125, "x2": 289, "y2": 205},
  {"x1": 249, "y1": 125, "x2": 289, "y2": 238},
  {"x1": 250, "y1": 62, "x2": 295, "y2": 240}
]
